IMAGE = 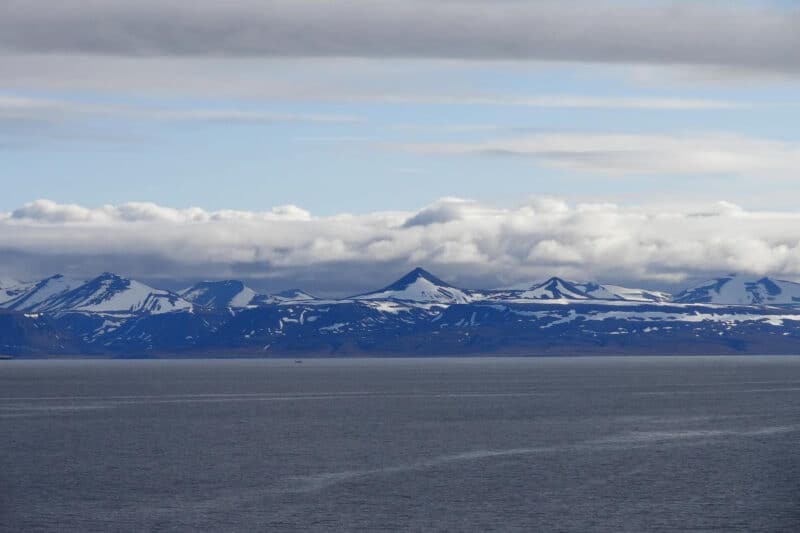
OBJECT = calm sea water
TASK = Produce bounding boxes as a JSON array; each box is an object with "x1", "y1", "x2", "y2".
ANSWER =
[{"x1": 1, "y1": 356, "x2": 799, "y2": 532}]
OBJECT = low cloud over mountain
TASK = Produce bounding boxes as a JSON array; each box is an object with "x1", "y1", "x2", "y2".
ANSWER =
[{"x1": 3, "y1": 197, "x2": 800, "y2": 295}]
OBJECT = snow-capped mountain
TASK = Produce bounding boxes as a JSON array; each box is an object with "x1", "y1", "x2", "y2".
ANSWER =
[
  {"x1": 674, "y1": 274, "x2": 800, "y2": 306},
  {"x1": 488, "y1": 277, "x2": 671, "y2": 303},
  {"x1": 181, "y1": 280, "x2": 258, "y2": 310},
  {"x1": 352, "y1": 267, "x2": 471, "y2": 303},
  {"x1": 519, "y1": 277, "x2": 595, "y2": 300},
  {"x1": 181, "y1": 282, "x2": 317, "y2": 309},
  {"x1": 1, "y1": 274, "x2": 82, "y2": 311},
  {"x1": 253, "y1": 289, "x2": 317, "y2": 305},
  {"x1": 34, "y1": 273, "x2": 193, "y2": 314},
  {"x1": 587, "y1": 284, "x2": 671, "y2": 303},
  {"x1": 0, "y1": 277, "x2": 34, "y2": 306}
]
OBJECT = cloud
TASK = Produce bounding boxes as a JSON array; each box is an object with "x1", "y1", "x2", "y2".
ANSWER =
[
  {"x1": 1, "y1": 1, "x2": 799, "y2": 75},
  {"x1": 3, "y1": 197, "x2": 800, "y2": 294},
  {"x1": 402, "y1": 133, "x2": 800, "y2": 179},
  {"x1": 0, "y1": 93, "x2": 362, "y2": 149},
  {"x1": 10, "y1": 199, "x2": 312, "y2": 224},
  {"x1": 378, "y1": 95, "x2": 746, "y2": 110},
  {"x1": 402, "y1": 198, "x2": 477, "y2": 228},
  {"x1": 152, "y1": 109, "x2": 360, "y2": 124},
  {"x1": 0, "y1": 94, "x2": 360, "y2": 124},
  {"x1": 1, "y1": 55, "x2": 789, "y2": 110}
]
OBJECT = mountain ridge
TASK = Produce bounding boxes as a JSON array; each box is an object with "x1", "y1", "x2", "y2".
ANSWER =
[
  {"x1": 674, "y1": 273, "x2": 800, "y2": 306},
  {"x1": 3, "y1": 268, "x2": 800, "y2": 357},
  {"x1": 351, "y1": 267, "x2": 472, "y2": 303},
  {"x1": 180, "y1": 280, "x2": 258, "y2": 310}
]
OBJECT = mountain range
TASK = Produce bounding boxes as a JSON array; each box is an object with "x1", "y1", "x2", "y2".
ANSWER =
[{"x1": 2, "y1": 268, "x2": 800, "y2": 357}]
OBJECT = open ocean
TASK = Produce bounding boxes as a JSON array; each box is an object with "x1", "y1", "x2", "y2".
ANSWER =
[{"x1": 1, "y1": 356, "x2": 799, "y2": 532}]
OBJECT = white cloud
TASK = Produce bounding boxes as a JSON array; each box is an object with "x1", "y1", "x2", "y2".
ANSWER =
[
  {"x1": 402, "y1": 133, "x2": 800, "y2": 179},
  {"x1": 4, "y1": 198, "x2": 800, "y2": 293},
  {"x1": 9, "y1": 199, "x2": 312, "y2": 224}
]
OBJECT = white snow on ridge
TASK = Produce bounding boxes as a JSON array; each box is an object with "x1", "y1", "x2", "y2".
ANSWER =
[
  {"x1": 22, "y1": 274, "x2": 195, "y2": 315},
  {"x1": 519, "y1": 278, "x2": 591, "y2": 300},
  {"x1": 8, "y1": 268, "x2": 800, "y2": 322},
  {"x1": 257, "y1": 289, "x2": 317, "y2": 304},
  {"x1": 1, "y1": 275, "x2": 81, "y2": 311},
  {"x1": 592, "y1": 284, "x2": 672, "y2": 303},
  {"x1": 0, "y1": 277, "x2": 21, "y2": 289},
  {"x1": 362, "y1": 300, "x2": 410, "y2": 314},
  {"x1": 73, "y1": 278, "x2": 193, "y2": 314},
  {"x1": 180, "y1": 281, "x2": 258, "y2": 309},
  {"x1": 356, "y1": 276, "x2": 472, "y2": 304},
  {"x1": 493, "y1": 277, "x2": 671, "y2": 303},
  {"x1": 353, "y1": 267, "x2": 472, "y2": 304},
  {"x1": 0, "y1": 278, "x2": 31, "y2": 305},
  {"x1": 229, "y1": 286, "x2": 258, "y2": 308},
  {"x1": 278, "y1": 290, "x2": 316, "y2": 302},
  {"x1": 675, "y1": 274, "x2": 800, "y2": 305}
]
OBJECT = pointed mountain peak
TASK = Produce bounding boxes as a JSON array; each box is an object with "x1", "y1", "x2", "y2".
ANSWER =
[
  {"x1": 95, "y1": 272, "x2": 125, "y2": 281},
  {"x1": 353, "y1": 267, "x2": 470, "y2": 303},
  {"x1": 78, "y1": 272, "x2": 130, "y2": 291},
  {"x1": 84, "y1": 272, "x2": 132, "y2": 293},
  {"x1": 385, "y1": 267, "x2": 452, "y2": 290},
  {"x1": 539, "y1": 276, "x2": 575, "y2": 286},
  {"x1": 520, "y1": 277, "x2": 591, "y2": 300}
]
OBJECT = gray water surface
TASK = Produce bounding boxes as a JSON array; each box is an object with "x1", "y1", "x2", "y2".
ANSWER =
[{"x1": 2, "y1": 356, "x2": 799, "y2": 532}]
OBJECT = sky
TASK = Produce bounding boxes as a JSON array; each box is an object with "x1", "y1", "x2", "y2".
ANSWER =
[{"x1": 3, "y1": 0, "x2": 800, "y2": 294}]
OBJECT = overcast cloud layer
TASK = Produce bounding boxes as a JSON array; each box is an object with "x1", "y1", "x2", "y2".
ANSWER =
[
  {"x1": 3, "y1": 198, "x2": 800, "y2": 294},
  {"x1": 2, "y1": 1, "x2": 799, "y2": 74}
]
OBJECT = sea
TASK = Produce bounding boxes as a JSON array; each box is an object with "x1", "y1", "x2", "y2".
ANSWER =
[{"x1": 1, "y1": 356, "x2": 799, "y2": 532}]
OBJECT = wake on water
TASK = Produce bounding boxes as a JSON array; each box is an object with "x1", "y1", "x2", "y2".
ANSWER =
[{"x1": 280, "y1": 423, "x2": 800, "y2": 493}]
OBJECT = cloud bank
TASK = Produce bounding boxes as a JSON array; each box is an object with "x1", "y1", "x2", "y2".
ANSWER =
[
  {"x1": 2, "y1": 1, "x2": 799, "y2": 75},
  {"x1": 3, "y1": 198, "x2": 800, "y2": 294}
]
